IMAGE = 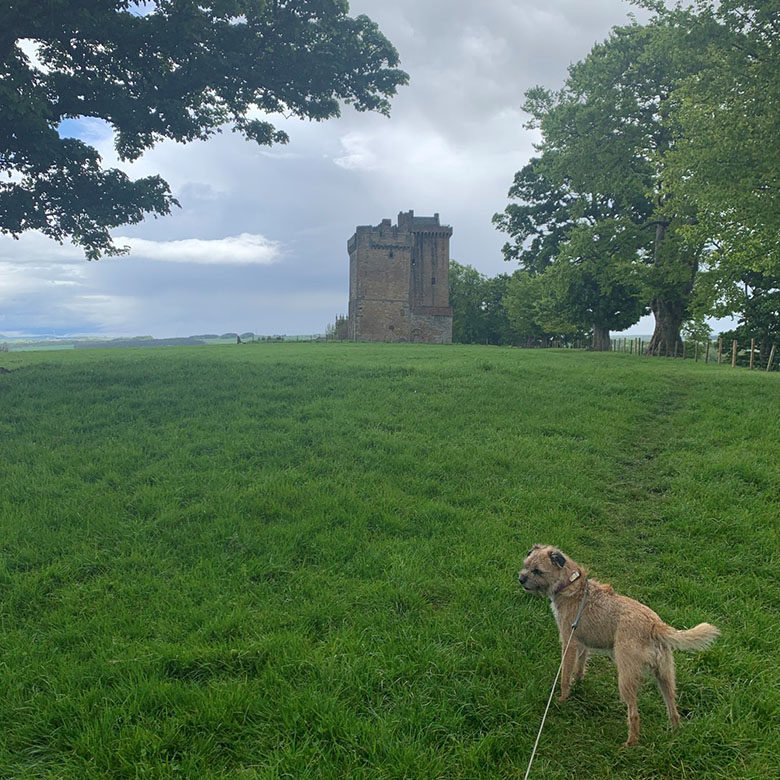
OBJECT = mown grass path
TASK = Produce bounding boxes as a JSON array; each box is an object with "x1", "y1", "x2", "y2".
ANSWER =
[{"x1": 1, "y1": 344, "x2": 778, "y2": 778}]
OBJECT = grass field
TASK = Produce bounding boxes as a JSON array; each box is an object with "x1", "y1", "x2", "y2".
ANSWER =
[{"x1": 1, "y1": 344, "x2": 778, "y2": 779}]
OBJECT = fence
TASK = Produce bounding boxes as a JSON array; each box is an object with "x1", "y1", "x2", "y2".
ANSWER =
[
  {"x1": 246, "y1": 334, "x2": 328, "y2": 343},
  {"x1": 609, "y1": 337, "x2": 777, "y2": 372}
]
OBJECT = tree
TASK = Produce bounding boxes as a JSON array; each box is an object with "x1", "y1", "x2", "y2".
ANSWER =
[
  {"x1": 501, "y1": 270, "x2": 585, "y2": 348},
  {"x1": 501, "y1": 272, "x2": 546, "y2": 348},
  {"x1": 681, "y1": 317, "x2": 712, "y2": 356},
  {"x1": 494, "y1": 154, "x2": 649, "y2": 350},
  {"x1": 449, "y1": 261, "x2": 489, "y2": 344},
  {"x1": 0, "y1": 0, "x2": 407, "y2": 258},
  {"x1": 482, "y1": 273, "x2": 516, "y2": 346},
  {"x1": 708, "y1": 268, "x2": 780, "y2": 364},
  {"x1": 448, "y1": 261, "x2": 515, "y2": 345},
  {"x1": 626, "y1": 1, "x2": 780, "y2": 339},
  {"x1": 543, "y1": 219, "x2": 647, "y2": 350},
  {"x1": 498, "y1": 21, "x2": 708, "y2": 355},
  {"x1": 659, "y1": 1, "x2": 780, "y2": 279}
]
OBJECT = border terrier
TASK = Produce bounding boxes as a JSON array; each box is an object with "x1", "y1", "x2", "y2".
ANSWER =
[{"x1": 519, "y1": 544, "x2": 719, "y2": 746}]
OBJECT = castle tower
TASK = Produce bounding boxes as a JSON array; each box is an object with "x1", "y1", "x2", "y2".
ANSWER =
[{"x1": 347, "y1": 210, "x2": 453, "y2": 343}]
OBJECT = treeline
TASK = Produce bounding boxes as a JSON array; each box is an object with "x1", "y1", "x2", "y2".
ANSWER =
[
  {"x1": 449, "y1": 260, "x2": 588, "y2": 347},
  {"x1": 478, "y1": 1, "x2": 779, "y2": 352}
]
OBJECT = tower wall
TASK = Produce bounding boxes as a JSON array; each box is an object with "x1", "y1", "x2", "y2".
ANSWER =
[{"x1": 348, "y1": 211, "x2": 452, "y2": 343}]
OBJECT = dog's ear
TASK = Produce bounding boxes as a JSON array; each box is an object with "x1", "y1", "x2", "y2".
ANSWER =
[
  {"x1": 527, "y1": 543, "x2": 542, "y2": 556},
  {"x1": 549, "y1": 550, "x2": 566, "y2": 568}
]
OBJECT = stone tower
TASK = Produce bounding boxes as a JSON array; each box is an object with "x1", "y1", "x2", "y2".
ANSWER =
[{"x1": 347, "y1": 210, "x2": 453, "y2": 343}]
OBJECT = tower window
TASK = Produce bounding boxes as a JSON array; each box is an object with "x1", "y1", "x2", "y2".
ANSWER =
[{"x1": 431, "y1": 276, "x2": 436, "y2": 285}]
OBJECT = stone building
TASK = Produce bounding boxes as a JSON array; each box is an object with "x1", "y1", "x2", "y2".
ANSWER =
[{"x1": 347, "y1": 210, "x2": 453, "y2": 343}]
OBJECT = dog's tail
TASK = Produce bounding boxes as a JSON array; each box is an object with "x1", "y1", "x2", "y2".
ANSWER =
[{"x1": 657, "y1": 622, "x2": 720, "y2": 651}]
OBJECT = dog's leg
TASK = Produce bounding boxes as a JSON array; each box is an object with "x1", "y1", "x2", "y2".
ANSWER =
[
  {"x1": 615, "y1": 646, "x2": 642, "y2": 746},
  {"x1": 573, "y1": 642, "x2": 589, "y2": 683},
  {"x1": 653, "y1": 648, "x2": 680, "y2": 730},
  {"x1": 558, "y1": 640, "x2": 577, "y2": 701}
]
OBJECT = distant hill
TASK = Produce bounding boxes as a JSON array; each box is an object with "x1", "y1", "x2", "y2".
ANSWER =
[{"x1": 74, "y1": 336, "x2": 207, "y2": 349}]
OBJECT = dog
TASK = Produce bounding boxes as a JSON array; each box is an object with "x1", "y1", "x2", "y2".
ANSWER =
[{"x1": 519, "y1": 544, "x2": 719, "y2": 746}]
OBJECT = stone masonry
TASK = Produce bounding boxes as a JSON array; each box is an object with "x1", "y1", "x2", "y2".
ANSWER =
[{"x1": 347, "y1": 210, "x2": 453, "y2": 343}]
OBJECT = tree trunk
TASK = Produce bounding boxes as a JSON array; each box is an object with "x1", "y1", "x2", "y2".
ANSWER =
[
  {"x1": 644, "y1": 218, "x2": 696, "y2": 357},
  {"x1": 646, "y1": 297, "x2": 684, "y2": 356},
  {"x1": 592, "y1": 324, "x2": 611, "y2": 351}
]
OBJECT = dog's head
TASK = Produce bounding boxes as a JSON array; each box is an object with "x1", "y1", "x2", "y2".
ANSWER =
[{"x1": 518, "y1": 544, "x2": 579, "y2": 597}]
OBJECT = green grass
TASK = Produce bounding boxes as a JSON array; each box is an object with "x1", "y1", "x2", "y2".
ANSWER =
[{"x1": 1, "y1": 344, "x2": 778, "y2": 779}]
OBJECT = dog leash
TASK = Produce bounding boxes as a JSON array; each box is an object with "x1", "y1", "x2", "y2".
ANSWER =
[{"x1": 523, "y1": 578, "x2": 589, "y2": 780}]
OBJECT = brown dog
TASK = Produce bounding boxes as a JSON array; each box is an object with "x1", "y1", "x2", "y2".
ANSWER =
[{"x1": 519, "y1": 544, "x2": 719, "y2": 746}]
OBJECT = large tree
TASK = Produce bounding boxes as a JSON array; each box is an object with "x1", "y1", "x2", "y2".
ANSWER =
[
  {"x1": 494, "y1": 153, "x2": 649, "y2": 350},
  {"x1": 626, "y1": 1, "x2": 780, "y2": 339},
  {"x1": 498, "y1": 21, "x2": 707, "y2": 354},
  {"x1": 0, "y1": 0, "x2": 407, "y2": 258},
  {"x1": 659, "y1": 1, "x2": 780, "y2": 282}
]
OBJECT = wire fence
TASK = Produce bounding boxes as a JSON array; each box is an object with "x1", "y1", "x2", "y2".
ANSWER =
[{"x1": 610, "y1": 337, "x2": 777, "y2": 372}]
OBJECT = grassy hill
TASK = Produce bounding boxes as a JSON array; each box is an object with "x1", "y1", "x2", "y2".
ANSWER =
[{"x1": 1, "y1": 344, "x2": 778, "y2": 778}]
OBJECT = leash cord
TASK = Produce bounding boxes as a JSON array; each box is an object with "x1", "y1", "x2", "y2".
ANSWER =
[{"x1": 523, "y1": 579, "x2": 589, "y2": 780}]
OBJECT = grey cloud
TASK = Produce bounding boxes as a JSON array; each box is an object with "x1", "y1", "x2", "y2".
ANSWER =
[{"x1": 349, "y1": 0, "x2": 647, "y2": 143}]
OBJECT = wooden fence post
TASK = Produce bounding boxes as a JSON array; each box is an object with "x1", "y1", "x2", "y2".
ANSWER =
[
  {"x1": 718, "y1": 338, "x2": 723, "y2": 365},
  {"x1": 706, "y1": 341, "x2": 710, "y2": 363},
  {"x1": 750, "y1": 338, "x2": 755, "y2": 369},
  {"x1": 767, "y1": 344, "x2": 776, "y2": 372},
  {"x1": 695, "y1": 342, "x2": 699, "y2": 362},
  {"x1": 732, "y1": 339, "x2": 738, "y2": 367}
]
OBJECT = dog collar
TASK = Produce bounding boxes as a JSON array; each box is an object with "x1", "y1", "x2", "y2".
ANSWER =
[{"x1": 554, "y1": 569, "x2": 582, "y2": 594}]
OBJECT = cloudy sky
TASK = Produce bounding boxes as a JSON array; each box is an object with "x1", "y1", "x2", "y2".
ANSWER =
[{"x1": 1, "y1": 0, "x2": 657, "y2": 340}]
